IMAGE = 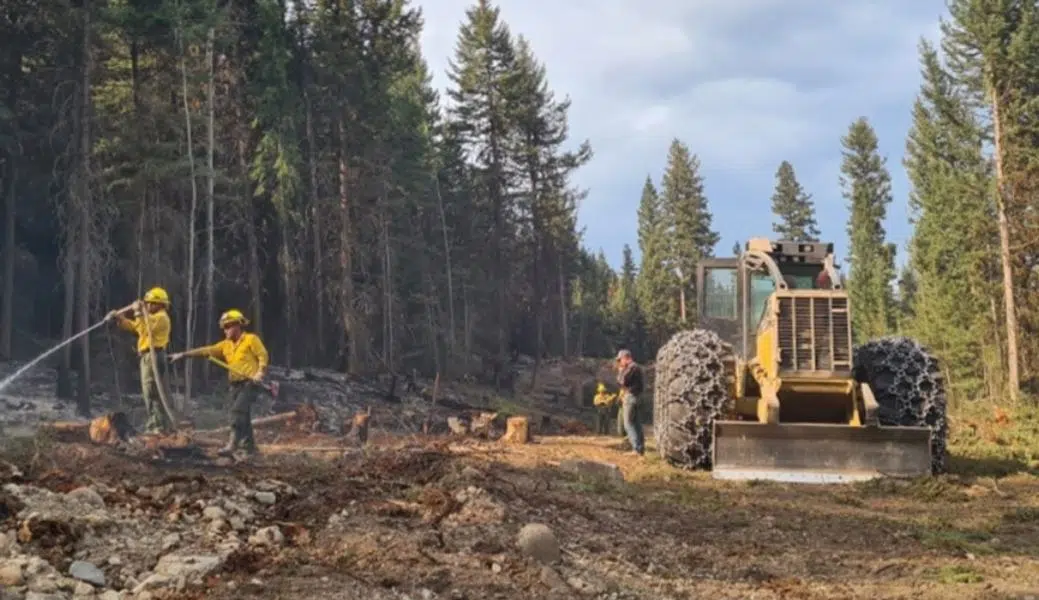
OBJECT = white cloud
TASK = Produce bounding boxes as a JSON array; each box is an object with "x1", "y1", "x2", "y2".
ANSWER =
[{"x1": 417, "y1": 0, "x2": 948, "y2": 265}]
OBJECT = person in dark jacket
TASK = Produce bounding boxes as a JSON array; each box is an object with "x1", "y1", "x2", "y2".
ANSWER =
[{"x1": 615, "y1": 349, "x2": 645, "y2": 455}]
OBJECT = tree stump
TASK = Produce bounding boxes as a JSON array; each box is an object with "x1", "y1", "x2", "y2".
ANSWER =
[
  {"x1": 470, "y1": 412, "x2": 499, "y2": 439},
  {"x1": 88, "y1": 412, "x2": 133, "y2": 445},
  {"x1": 502, "y1": 416, "x2": 530, "y2": 444},
  {"x1": 343, "y1": 409, "x2": 370, "y2": 446}
]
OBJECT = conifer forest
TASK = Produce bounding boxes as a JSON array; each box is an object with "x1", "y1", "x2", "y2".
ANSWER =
[{"x1": 0, "y1": 0, "x2": 1036, "y2": 415}]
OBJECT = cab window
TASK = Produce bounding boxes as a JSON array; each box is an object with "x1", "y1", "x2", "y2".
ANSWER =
[
  {"x1": 702, "y1": 268, "x2": 737, "y2": 319},
  {"x1": 749, "y1": 273, "x2": 775, "y2": 328}
]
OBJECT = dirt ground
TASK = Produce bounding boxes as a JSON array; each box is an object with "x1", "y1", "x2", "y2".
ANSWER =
[{"x1": 2, "y1": 422, "x2": 1039, "y2": 600}]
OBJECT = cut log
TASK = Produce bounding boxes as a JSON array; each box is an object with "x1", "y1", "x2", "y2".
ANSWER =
[
  {"x1": 257, "y1": 445, "x2": 345, "y2": 455},
  {"x1": 38, "y1": 421, "x2": 91, "y2": 433},
  {"x1": 196, "y1": 404, "x2": 319, "y2": 435},
  {"x1": 501, "y1": 416, "x2": 530, "y2": 444},
  {"x1": 137, "y1": 431, "x2": 195, "y2": 450}
]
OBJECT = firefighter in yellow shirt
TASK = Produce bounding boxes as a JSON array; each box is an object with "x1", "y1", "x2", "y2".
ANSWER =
[
  {"x1": 592, "y1": 382, "x2": 617, "y2": 435},
  {"x1": 107, "y1": 287, "x2": 174, "y2": 434},
  {"x1": 171, "y1": 309, "x2": 268, "y2": 457}
]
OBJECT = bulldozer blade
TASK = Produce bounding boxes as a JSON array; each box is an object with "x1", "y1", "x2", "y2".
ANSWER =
[{"x1": 711, "y1": 421, "x2": 932, "y2": 484}]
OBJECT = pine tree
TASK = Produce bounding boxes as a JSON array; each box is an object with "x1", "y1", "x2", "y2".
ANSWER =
[
  {"x1": 903, "y1": 39, "x2": 999, "y2": 398},
  {"x1": 444, "y1": 0, "x2": 527, "y2": 371},
  {"x1": 770, "y1": 160, "x2": 820, "y2": 241},
  {"x1": 659, "y1": 139, "x2": 719, "y2": 324},
  {"x1": 841, "y1": 117, "x2": 896, "y2": 341},
  {"x1": 635, "y1": 176, "x2": 673, "y2": 349},
  {"x1": 941, "y1": 0, "x2": 1039, "y2": 399},
  {"x1": 896, "y1": 264, "x2": 917, "y2": 333},
  {"x1": 510, "y1": 35, "x2": 590, "y2": 359},
  {"x1": 615, "y1": 245, "x2": 645, "y2": 355}
]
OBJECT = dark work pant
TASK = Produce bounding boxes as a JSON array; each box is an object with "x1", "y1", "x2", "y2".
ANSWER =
[
  {"x1": 595, "y1": 405, "x2": 613, "y2": 434},
  {"x1": 228, "y1": 380, "x2": 261, "y2": 452}
]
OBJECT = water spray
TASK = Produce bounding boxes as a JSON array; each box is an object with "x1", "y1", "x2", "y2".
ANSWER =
[{"x1": 0, "y1": 318, "x2": 111, "y2": 394}]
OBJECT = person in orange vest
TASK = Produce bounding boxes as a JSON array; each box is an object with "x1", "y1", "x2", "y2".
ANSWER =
[
  {"x1": 171, "y1": 309, "x2": 268, "y2": 457},
  {"x1": 107, "y1": 287, "x2": 174, "y2": 434}
]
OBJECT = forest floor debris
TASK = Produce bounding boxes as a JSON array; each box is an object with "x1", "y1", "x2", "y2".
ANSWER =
[
  {"x1": 0, "y1": 414, "x2": 1037, "y2": 600},
  {"x1": 2, "y1": 359, "x2": 1039, "y2": 599}
]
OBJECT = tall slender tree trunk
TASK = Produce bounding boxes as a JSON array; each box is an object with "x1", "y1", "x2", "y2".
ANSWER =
[
  {"x1": 990, "y1": 87, "x2": 1020, "y2": 402},
  {"x1": 204, "y1": 26, "x2": 216, "y2": 385},
  {"x1": 433, "y1": 175, "x2": 456, "y2": 351},
  {"x1": 380, "y1": 191, "x2": 394, "y2": 371},
  {"x1": 462, "y1": 284, "x2": 472, "y2": 357},
  {"x1": 557, "y1": 255, "x2": 569, "y2": 357},
  {"x1": 337, "y1": 117, "x2": 357, "y2": 374},
  {"x1": 303, "y1": 86, "x2": 325, "y2": 362},
  {"x1": 679, "y1": 284, "x2": 687, "y2": 323},
  {"x1": 179, "y1": 21, "x2": 200, "y2": 409},
  {"x1": 1, "y1": 163, "x2": 16, "y2": 359},
  {"x1": 424, "y1": 283, "x2": 440, "y2": 375},
  {"x1": 235, "y1": 120, "x2": 261, "y2": 334},
  {"x1": 245, "y1": 210, "x2": 262, "y2": 334},
  {"x1": 277, "y1": 142, "x2": 297, "y2": 368},
  {"x1": 136, "y1": 195, "x2": 145, "y2": 295},
  {"x1": 58, "y1": 245, "x2": 75, "y2": 399},
  {"x1": 75, "y1": 0, "x2": 94, "y2": 416},
  {"x1": 1, "y1": 48, "x2": 21, "y2": 360}
]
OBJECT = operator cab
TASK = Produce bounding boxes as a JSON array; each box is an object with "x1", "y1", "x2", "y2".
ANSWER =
[{"x1": 697, "y1": 239, "x2": 841, "y2": 357}]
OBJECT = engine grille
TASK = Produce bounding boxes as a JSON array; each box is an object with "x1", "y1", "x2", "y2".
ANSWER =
[{"x1": 776, "y1": 295, "x2": 852, "y2": 373}]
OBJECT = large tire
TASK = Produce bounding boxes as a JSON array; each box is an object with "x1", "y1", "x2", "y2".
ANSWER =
[
  {"x1": 653, "y1": 329, "x2": 732, "y2": 469},
  {"x1": 853, "y1": 336, "x2": 948, "y2": 474}
]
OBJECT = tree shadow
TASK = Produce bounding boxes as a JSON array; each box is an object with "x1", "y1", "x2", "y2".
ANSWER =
[{"x1": 948, "y1": 454, "x2": 1037, "y2": 478}]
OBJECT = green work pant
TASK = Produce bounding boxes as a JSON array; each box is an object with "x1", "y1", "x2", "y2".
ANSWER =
[
  {"x1": 616, "y1": 403, "x2": 625, "y2": 437},
  {"x1": 139, "y1": 351, "x2": 173, "y2": 433},
  {"x1": 228, "y1": 381, "x2": 260, "y2": 452}
]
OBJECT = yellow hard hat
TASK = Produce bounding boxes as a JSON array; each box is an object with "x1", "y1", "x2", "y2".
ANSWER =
[
  {"x1": 219, "y1": 309, "x2": 249, "y2": 327},
  {"x1": 596, "y1": 382, "x2": 606, "y2": 392},
  {"x1": 143, "y1": 287, "x2": 170, "y2": 305}
]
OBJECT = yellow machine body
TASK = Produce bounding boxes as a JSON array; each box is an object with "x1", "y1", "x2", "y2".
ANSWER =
[{"x1": 699, "y1": 239, "x2": 932, "y2": 483}]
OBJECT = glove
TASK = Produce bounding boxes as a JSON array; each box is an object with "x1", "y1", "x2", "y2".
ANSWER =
[
  {"x1": 105, "y1": 310, "x2": 118, "y2": 322},
  {"x1": 169, "y1": 352, "x2": 184, "y2": 362}
]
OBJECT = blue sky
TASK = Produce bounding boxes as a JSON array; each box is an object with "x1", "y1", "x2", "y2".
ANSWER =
[{"x1": 418, "y1": 0, "x2": 948, "y2": 271}]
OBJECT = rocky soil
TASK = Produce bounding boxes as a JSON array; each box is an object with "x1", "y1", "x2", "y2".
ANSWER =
[
  {"x1": 2, "y1": 358, "x2": 1039, "y2": 600},
  {"x1": 0, "y1": 429, "x2": 1038, "y2": 600}
]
